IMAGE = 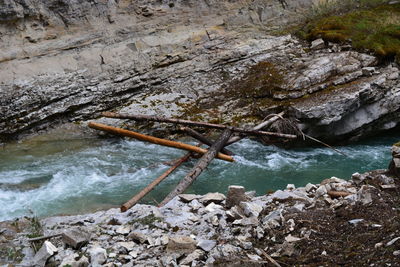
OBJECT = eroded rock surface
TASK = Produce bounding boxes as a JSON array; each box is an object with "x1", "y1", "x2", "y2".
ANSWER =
[
  {"x1": 0, "y1": 0, "x2": 314, "y2": 142},
  {"x1": 0, "y1": 0, "x2": 399, "y2": 144}
]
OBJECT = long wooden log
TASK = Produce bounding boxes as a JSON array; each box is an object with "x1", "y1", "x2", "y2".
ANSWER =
[
  {"x1": 102, "y1": 112, "x2": 297, "y2": 139},
  {"x1": 327, "y1": 190, "x2": 353, "y2": 198},
  {"x1": 28, "y1": 233, "x2": 62, "y2": 242},
  {"x1": 181, "y1": 127, "x2": 234, "y2": 156},
  {"x1": 226, "y1": 112, "x2": 285, "y2": 146},
  {"x1": 121, "y1": 152, "x2": 192, "y2": 212},
  {"x1": 88, "y1": 122, "x2": 234, "y2": 162},
  {"x1": 159, "y1": 129, "x2": 232, "y2": 206}
]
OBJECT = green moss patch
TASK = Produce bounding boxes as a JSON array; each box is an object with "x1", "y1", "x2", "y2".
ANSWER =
[{"x1": 300, "y1": 3, "x2": 400, "y2": 62}]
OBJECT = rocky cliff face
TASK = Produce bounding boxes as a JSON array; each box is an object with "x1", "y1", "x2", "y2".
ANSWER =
[{"x1": 0, "y1": 0, "x2": 398, "y2": 143}]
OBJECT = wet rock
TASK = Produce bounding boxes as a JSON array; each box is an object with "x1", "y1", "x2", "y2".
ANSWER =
[
  {"x1": 200, "y1": 192, "x2": 226, "y2": 205},
  {"x1": 88, "y1": 247, "x2": 107, "y2": 265},
  {"x1": 167, "y1": 236, "x2": 197, "y2": 254},
  {"x1": 32, "y1": 241, "x2": 58, "y2": 267},
  {"x1": 393, "y1": 250, "x2": 400, "y2": 256},
  {"x1": 62, "y1": 228, "x2": 90, "y2": 249},
  {"x1": 225, "y1": 185, "x2": 248, "y2": 208},
  {"x1": 197, "y1": 239, "x2": 217, "y2": 252}
]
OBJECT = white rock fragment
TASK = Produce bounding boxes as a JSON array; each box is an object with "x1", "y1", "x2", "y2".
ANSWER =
[
  {"x1": 197, "y1": 240, "x2": 217, "y2": 252},
  {"x1": 310, "y1": 38, "x2": 325, "y2": 50},
  {"x1": 115, "y1": 225, "x2": 131, "y2": 235},
  {"x1": 32, "y1": 241, "x2": 58, "y2": 267},
  {"x1": 88, "y1": 247, "x2": 107, "y2": 265},
  {"x1": 179, "y1": 194, "x2": 201, "y2": 203},
  {"x1": 286, "y1": 184, "x2": 295, "y2": 190},
  {"x1": 200, "y1": 192, "x2": 226, "y2": 205},
  {"x1": 305, "y1": 183, "x2": 317, "y2": 192},
  {"x1": 285, "y1": 234, "x2": 301, "y2": 243},
  {"x1": 315, "y1": 185, "x2": 328, "y2": 198},
  {"x1": 240, "y1": 201, "x2": 263, "y2": 218},
  {"x1": 386, "y1": 237, "x2": 400, "y2": 247},
  {"x1": 247, "y1": 254, "x2": 263, "y2": 261}
]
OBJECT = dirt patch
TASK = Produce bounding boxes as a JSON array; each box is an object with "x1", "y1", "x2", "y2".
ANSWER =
[{"x1": 254, "y1": 173, "x2": 400, "y2": 266}]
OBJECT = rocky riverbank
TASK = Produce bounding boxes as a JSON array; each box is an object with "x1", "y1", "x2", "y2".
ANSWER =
[{"x1": 1, "y1": 145, "x2": 399, "y2": 266}]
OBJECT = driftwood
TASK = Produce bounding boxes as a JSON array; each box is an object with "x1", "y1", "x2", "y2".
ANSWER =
[
  {"x1": 304, "y1": 134, "x2": 348, "y2": 157},
  {"x1": 260, "y1": 250, "x2": 282, "y2": 267},
  {"x1": 28, "y1": 233, "x2": 62, "y2": 242},
  {"x1": 181, "y1": 127, "x2": 234, "y2": 155},
  {"x1": 102, "y1": 112, "x2": 297, "y2": 139},
  {"x1": 327, "y1": 190, "x2": 353, "y2": 198},
  {"x1": 121, "y1": 152, "x2": 192, "y2": 212},
  {"x1": 226, "y1": 112, "x2": 285, "y2": 146},
  {"x1": 159, "y1": 129, "x2": 232, "y2": 206},
  {"x1": 88, "y1": 122, "x2": 234, "y2": 162}
]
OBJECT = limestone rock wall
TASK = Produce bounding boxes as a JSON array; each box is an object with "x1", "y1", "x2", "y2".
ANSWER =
[{"x1": 0, "y1": 0, "x2": 314, "y2": 141}]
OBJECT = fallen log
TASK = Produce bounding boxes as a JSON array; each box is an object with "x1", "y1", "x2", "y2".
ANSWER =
[
  {"x1": 102, "y1": 112, "x2": 297, "y2": 139},
  {"x1": 327, "y1": 190, "x2": 353, "y2": 198},
  {"x1": 88, "y1": 122, "x2": 234, "y2": 162},
  {"x1": 121, "y1": 152, "x2": 192, "y2": 212},
  {"x1": 226, "y1": 112, "x2": 285, "y2": 146},
  {"x1": 159, "y1": 129, "x2": 232, "y2": 206},
  {"x1": 181, "y1": 127, "x2": 234, "y2": 156},
  {"x1": 28, "y1": 233, "x2": 62, "y2": 242}
]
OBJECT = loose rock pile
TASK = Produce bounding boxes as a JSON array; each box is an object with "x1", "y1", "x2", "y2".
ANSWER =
[{"x1": 1, "y1": 145, "x2": 399, "y2": 266}]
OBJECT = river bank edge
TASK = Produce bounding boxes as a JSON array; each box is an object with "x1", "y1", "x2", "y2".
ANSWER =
[{"x1": 1, "y1": 144, "x2": 399, "y2": 266}]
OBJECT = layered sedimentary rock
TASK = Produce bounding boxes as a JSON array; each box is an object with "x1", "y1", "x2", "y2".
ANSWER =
[{"x1": 0, "y1": 0, "x2": 399, "y2": 143}]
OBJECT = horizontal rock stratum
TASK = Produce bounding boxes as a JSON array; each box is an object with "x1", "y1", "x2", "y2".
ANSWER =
[{"x1": 0, "y1": 0, "x2": 399, "y2": 143}]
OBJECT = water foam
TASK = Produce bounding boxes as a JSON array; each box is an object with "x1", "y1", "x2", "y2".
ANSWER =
[{"x1": 0, "y1": 136, "x2": 397, "y2": 221}]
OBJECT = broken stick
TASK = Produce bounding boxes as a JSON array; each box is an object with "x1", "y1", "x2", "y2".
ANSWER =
[
  {"x1": 226, "y1": 112, "x2": 285, "y2": 146},
  {"x1": 181, "y1": 127, "x2": 234, "y2": 155},
  {"x1": 121, "y1": 152, "x2": 192, "y2": 212},
  {"x1": 102, "y1": 112, "x2": 297, "y2": 139},
  {"x1": 88, "y1": 122, "x2": 234, "y2": 162},
  {"x1": 159, "y1": 129, "x2": 232, "y2": 206}
]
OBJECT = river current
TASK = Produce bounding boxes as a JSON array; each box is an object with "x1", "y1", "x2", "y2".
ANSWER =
[{"x1": 0, "y1": 133, "x2": 398, "y2": 221}]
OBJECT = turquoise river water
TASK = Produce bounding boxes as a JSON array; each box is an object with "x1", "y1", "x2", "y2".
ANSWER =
[{"x1": 0, "y1": 132, "x2": 399, "y2": 221}]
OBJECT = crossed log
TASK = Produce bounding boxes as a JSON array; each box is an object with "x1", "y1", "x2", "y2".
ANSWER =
[{"x1": 89, "y1": 112, "x2": 292, "y2": 211}]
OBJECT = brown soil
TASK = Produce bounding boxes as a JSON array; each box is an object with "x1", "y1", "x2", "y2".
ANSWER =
[{"x1": 257, "y1": 174, "x2": 400, "y2": 266}]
